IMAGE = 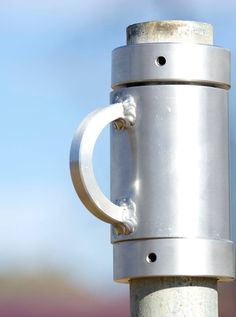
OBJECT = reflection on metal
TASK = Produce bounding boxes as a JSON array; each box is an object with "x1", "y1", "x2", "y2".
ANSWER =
[{"x1": 70, "y1": 20, "x2": 234, "y2": 316}]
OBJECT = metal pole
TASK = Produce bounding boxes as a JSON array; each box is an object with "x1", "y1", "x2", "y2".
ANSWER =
[
  {"x1": 130, "y1": 277, "x2": 218, "y2": 317},
  {"x1": 127, "y1": 21, "x2": 218, "y2": 317}
]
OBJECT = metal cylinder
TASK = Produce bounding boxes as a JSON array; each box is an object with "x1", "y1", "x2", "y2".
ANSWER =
[
  {"x1": 70, "y1": 19, "x2": 234, "y2": 288},
  {"x1": 110, "y1": 21, "x2": 234, "y2": 283}
]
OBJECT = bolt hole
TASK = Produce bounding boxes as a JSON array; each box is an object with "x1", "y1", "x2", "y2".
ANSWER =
[
  {"x1": 155, "y1": 56, "x2": 166, "y2": 66},
  {"x1": 146, "y1": 252, "x2": 157, "y2": 263}
]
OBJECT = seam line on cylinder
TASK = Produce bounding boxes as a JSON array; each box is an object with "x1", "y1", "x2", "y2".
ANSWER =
[
  {"x1": 112, "y1": 237, "x2": 233, "y2": 244},
  {"x1": 112, "y1": 80, "x2": 230, "y2": 90}
]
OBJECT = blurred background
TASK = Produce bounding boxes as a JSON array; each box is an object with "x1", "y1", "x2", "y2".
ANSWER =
[{"x1": 0, "y1": 0, "x2": 235, "y2": 316}]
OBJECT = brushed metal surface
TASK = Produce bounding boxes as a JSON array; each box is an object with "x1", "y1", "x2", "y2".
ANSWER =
[
  {"x1": 112, "y1": 44, "x2": 230, "y2": 89},
  {"x1": 111, "y1": 85, "x2": 230, "y2": 242},
  {"x1": 114, "y1": 239, "x2": 235, "y2": 282}
]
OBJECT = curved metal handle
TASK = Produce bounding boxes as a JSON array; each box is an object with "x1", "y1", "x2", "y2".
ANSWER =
[{"x1": 70, "y1": 99, "x2": 137, "y2": 235}]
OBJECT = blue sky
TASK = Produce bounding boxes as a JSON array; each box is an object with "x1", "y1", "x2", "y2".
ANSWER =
[{"x1": 0, "y1": 0, "x2": 235, "y2": 295}]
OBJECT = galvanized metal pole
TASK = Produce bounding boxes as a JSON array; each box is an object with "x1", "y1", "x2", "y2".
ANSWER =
[
  {"x1": 130, "y1": 278, "x2": 218, "y2": 317},
  {"x1": 128, "y1": 21, "x2": 218, "y2": 317}
]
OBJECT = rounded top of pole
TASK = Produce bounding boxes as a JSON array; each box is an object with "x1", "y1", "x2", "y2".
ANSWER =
[{"x1": 126, "y1": 20, "x2": 213, "y2": 45}]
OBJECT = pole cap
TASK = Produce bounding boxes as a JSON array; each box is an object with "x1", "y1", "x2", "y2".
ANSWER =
[{"x1": 127, "y1": 20, "x2": 213, "y2": 45}]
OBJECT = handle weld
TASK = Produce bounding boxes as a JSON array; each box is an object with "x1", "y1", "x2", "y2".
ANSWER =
[
  {"x1": 113, "y1": 97, "x2": 136, "y2": 130},
  {"x1": 114, "y1": 198, "x2": 137, "y2": 235}
]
